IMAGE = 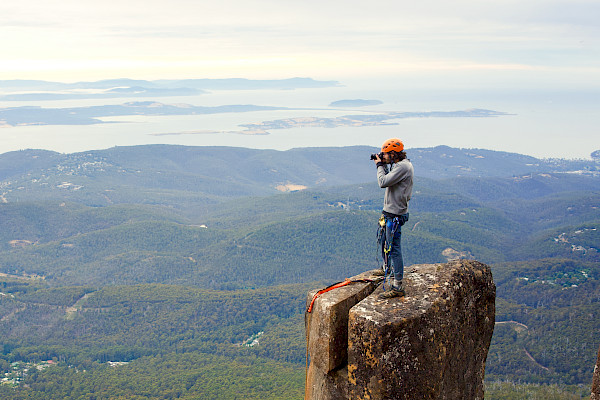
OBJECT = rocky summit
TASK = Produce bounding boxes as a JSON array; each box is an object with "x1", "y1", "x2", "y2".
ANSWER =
[
  {"x1": 592, "y1": 345, "x2": 600, "y2": 399},
  {"x1": 305, "y1": 260, "x2": 496, "y2": 400}
]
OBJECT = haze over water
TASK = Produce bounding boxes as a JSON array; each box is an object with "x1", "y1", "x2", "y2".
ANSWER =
[{"x1": 1, "y1": 79, "x2": 598, "y2": 160}]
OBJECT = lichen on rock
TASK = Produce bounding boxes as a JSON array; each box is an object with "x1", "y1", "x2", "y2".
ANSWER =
[{"x1": 305, "y1": 260, "x2": 496, "y2": 400}]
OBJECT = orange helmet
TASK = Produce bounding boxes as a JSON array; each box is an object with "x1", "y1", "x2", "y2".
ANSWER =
[{"x1": 381, "y1": 138, "x2": 404, "y2": 153}]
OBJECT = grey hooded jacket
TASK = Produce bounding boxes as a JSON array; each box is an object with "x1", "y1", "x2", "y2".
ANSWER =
[{"x1": 377, "y1": 159, "x2": 414, "y2": 216}]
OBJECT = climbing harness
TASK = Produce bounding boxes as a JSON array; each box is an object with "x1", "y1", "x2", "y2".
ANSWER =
[{"x1": 376, "y1": 213, "x2": 409, "y2": 290}]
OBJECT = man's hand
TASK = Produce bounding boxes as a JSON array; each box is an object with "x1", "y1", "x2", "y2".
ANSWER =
[{"x1": 374, "y1": 153, "x2": 388, "y2": 165}]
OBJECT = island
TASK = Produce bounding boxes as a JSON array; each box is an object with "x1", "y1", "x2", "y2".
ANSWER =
[
  {"x1": 329, "y1": 99, "x2": 383, "y2": 107},
  {"x1": 151, "y1": 109, "x2": 512, "y2": 136},
  {"x1": 0, "y1": 97, "x2": 511, "y2": 135},
  {"x1": 0, "y1": 78, "x2": 341, "y2": 101},
  {"x1": 0, "y1": 102, "x2": 291, "y2": 126}
]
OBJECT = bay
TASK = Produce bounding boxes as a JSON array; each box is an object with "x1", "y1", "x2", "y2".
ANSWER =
[{"x1": 0, "y1": 80, "x2": 598, "y2": 159}]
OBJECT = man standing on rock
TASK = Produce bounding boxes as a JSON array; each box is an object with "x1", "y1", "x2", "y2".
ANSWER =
[{"x1": 373, "y1": 138, "x2": 414, "y2": 298}]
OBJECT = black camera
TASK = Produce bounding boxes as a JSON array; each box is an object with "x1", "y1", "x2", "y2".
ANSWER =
[{"x1": 370, "y1": 152, "x2": 383, "y2": 160}]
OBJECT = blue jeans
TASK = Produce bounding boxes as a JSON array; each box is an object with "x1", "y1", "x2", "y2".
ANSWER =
[{"x1": 385, "y1": 214, "x2": 408, "y2": 282}]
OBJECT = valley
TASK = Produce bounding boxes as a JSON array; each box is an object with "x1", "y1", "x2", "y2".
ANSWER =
[{"x1": 0, "y1": 144, "x2": 598, "y2": 399}]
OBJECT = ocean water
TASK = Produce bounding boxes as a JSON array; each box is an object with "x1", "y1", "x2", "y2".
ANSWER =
[{"x1": 1, "y1": 81, "x2": 598, "y2": 159}]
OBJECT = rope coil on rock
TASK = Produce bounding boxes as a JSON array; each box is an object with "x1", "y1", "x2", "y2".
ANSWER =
[{"x1": 306, "y1": 278, "x2": 377, "y2": 313}]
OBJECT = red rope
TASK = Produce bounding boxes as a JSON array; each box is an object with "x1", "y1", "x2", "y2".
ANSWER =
[{"x1": 306, "y1": 278, "x2": 375, "y2": 313}]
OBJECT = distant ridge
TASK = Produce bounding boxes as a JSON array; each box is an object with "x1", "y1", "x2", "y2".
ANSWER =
[
  {"x1": 2, "y1": 144, "x2": 597, "y2": 181},
  {"x1": 0, "y1": 144, "x2": 598, "y2": 211},
  {"x1": 328, "y1": 99, "x2": 383, "y2": 107},
  {"x1": 0, "y1": 78, "x2": 340, "y2": 101}
]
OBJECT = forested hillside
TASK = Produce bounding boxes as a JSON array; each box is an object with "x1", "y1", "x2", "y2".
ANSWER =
[
  {"x1": 1, "y1": 144, "x2": 597, "y2": 209},
  {"x1": 0, "y1": 145, "x2": 598, "y2": 399}
]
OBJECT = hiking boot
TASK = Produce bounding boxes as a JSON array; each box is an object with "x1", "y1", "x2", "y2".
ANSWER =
[{"x1": 378, "y1": 286, "x2": 405, "y2": 299}]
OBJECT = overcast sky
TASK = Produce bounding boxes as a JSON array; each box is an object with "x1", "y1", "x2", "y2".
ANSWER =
[{"x1": 1, "y1": 0, "x2": 599, "y2": 88}]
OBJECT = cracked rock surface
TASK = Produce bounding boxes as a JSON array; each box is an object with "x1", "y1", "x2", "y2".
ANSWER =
[{"x1": 306, "y1": 260, "x2": 496, "y2": 400}]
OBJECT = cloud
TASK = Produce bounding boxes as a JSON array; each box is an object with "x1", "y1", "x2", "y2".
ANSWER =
[{"x1": 0, "y1": 0, "x2": 598, "y2": 83}]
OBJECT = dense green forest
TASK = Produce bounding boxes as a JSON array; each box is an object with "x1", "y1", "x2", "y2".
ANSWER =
[
  {"x1": 1, "y1": 145, "x2": 599, "y2": 399},
  {"x1": 0, "y1": 353, "x2": 305, "y2": 400}
]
